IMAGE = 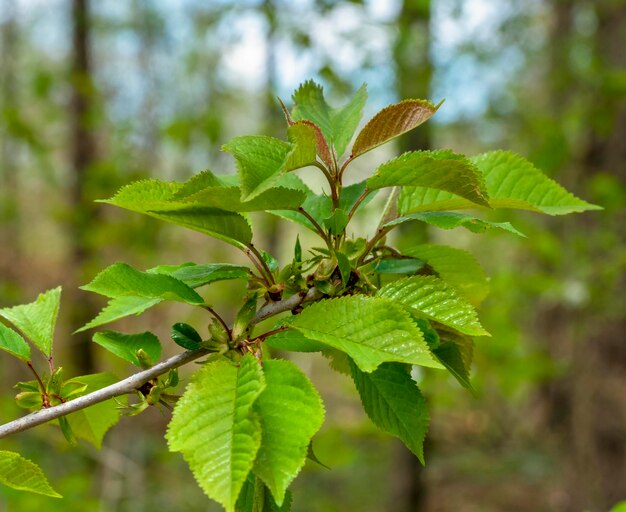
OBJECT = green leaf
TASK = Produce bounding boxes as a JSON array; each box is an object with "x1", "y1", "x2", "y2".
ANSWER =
[
  {"x1": 323, "y1": 208, "x2": 349, "y2": 235},
  {"x1": 0, "y1": 287, "x2": 61, "y2": 358},
  {"x1": 172, "y1": 169, "x2": 226, "y2": 199},
  {"x1": 237, "y1": 474, "x2": 293, "y2": 512},
  {"x1": 349, "y1": 361, "x2": 429, "y2": 464},
  {"x1": 336, "y1": 252, "x2": 351, "y2": 287},
  {"x1": 442, "y1": 331, "x2": 474, "y2": 373},
  {"x1": 223, "y1": 136, "x2": 294, "y2": 201},
  {"x1": 414, "y1": 318, "x2": 440, "y2": 349},
  {"x1": 367, "y1": 150, "x2": 489, "y2": 207},
  {"x1": 285, "y1": 122, "x2": 318, "y2": 169},
  {"x1": 100, "y1": 178, "x2": 180, "y2": 211},
  {"x1": 433, "y1": 341, "x2": 474, "y2": 392},
  {"x1": 401, "y1": 245, "x2": 489, "y2": 305},
  {"x1": 101, "y1": 180, "x2": 253, "y2": 249},
  {"x1": 371, "y1": 258, "x2": 425, "y2": 275},
  {"x1": 272, "y1": 181, "x2": 373, "y2": 233},
  {"x1": 291, "y1": 80, "x2": 333, "y2": 146},
  {"x1": 171, "y1": 323, "x2": 203, "y2": 350},
  {"x1": 92, "y1": 331, "x2": 161, "y2": 367},
  {"x1": 330, "y1": 83, "x2": 367, "y2": 157},
  {"x1": 291, "y1": 81, "x2": 368, "y2": 158},
  {"x1": 377, "y1": 276, "x2": 489, "y2": 337},
  {"x1": 291, "y1": 296, "x2": 442, "y2": 372},
  {"x1": 147, "y1": 207, "x2": 253, "y2": 249},
  {"x1": 351, "y1": 99, "x2": 440, "y2": 159},
  {"x1": 167, "y1": 355, "x2": 265, "y2": 512},
  {"x1": 609, "y1": 502, "x2": 626, "y2": 512},
  {"x1": 385, "y1": 211, "x2": 525, "y2": 237},
  {"x1": 265, "y1": 329, "x2": 327, "y2": 353},
  {"x1": 81, "y1": 263, "x2": 203, "y2": 304},
  {"x1": 76, "y1": 296, "x2": 162, "y2": 333},
  {"x1": 182, "y1": 186, "x2": 306, "y2": 212},
  {"x1": 0, "y1": 323, "x2": 30, "y2": 362},
  {"x1": 0, "y1": 451, "x2": 62, "y2": 498},
  {"x1": 233, "y1": 294, "x2": 259, "y2": 340},
  {"x1": 64, "y1": 373, "x2": 124, "y2": 449},
  {"x1": 253, "y1": 359, "x2": 325, "y2": 504},
  {"x1": 148, "y1": 262, "x2": 251, "y2": 288},
  {"x1": 399, "y1": 150, "x2": 601, "y2": 215}
]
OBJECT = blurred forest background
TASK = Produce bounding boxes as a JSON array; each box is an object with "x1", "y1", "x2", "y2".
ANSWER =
[{"x1": 0, "y1": 0, "x2": 624, "y2": 511}]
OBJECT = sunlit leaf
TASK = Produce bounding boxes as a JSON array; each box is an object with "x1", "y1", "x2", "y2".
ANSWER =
[
  {"x1": 0, "y1": 451, "x2": 61, "y2": 498},
  {"x1": 401, "y1": 245, "x2": 489, "y2": 305},
  {"x1": 223, "y1": 135, "x2": 294, "y2": 201},
  {"x1": 92, "y1": 331, "x2": 161, "y2": 367},
  {"x1": 148, "y1": 262, "x2": 251, "y2": 288},
  {"x1": 0, "y1": 323, "x2": 30, "y2": 362},
  {"x1": 0, "y1": 287, "x2": 61, "y2": 357},
  {"x1": 167, "y1": 355, "x2": 265, "y2": 512},
  {"x1": 76, "y1": 296, "x2": 162, "y2": 333},
  {"x1": 331, "y1": 83, "x2": 367, "y2": 157},
  {"x1": 253, "y1": 360, "x2": 324, "y2": 504},
  {"x1": 291, "y1": 296, "x2": 442, "y2": 372},
  {"x1": 265, "y1": 329, "x2": 327, "y2": 353},
  {"x1": 399, "y1": 150, "x2": 601, "y2": 215},
  {"x1": 291, "y1": 80, "x2": 333, "y2": 146},
  {"x1": 81, "y1": 263, "x2": 203, "y2": 304},
  {"x1": 182, "y1": 186, "x2": 306, "y2": 212},
  {"x1": 101, "y1": 180, "x2": 253, "y2": 248},
  {"x1": 367, "y1": 150, "x2": 489, "y2": 207},
  {"x1": 377, "y1": 276, "x2": 489, "y2": 337}
]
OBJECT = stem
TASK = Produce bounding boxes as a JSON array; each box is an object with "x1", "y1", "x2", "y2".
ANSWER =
[
  {"x1": 339, "y1": 155, "x2": 353, "y2": 178},
  {"x1": 204, "y1": 306, "x2": 232, "y2": 340},
  {"x1": 26, "y1": 362, "x2": 49, "y2": 408},
  {"x1": 0, "y1": 287, "x2": 323, "y2": 439},
  {"x1": 296, "y1": 207, "x2": 333, "y2": 252},
  {"x1": 357, "y1": 226, "x2": 394, "y2": 267},
  {"x1": 297, "y1": 207, "x2": 327, "y2": 241},
  {"x1": 249, "y1": 244, "x2": 276, "y2": 286},
  {"x1": 312, "y1": 161, "x2": 339, "y2": 210},
  {"x1": 256, "y1": 325, "x2": 289, "y2": 341},
  {"x1": 244, "y1": 247, "x2": 272, "y2": 287},
  {"x1": 251, "y1": 287, "x2": 322, "y2": 326},
  {"x1": 347, "y1": 188, "x2": 371, "y2": 222}
]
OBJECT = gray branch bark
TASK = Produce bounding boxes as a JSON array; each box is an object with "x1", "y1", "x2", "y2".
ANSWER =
[{"x1": 0, "y1": 288, "x2": 321, "y2": 439}]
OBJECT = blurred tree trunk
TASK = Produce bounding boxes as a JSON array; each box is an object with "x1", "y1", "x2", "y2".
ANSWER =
[
  {"x1": 133, "y1": 0, "x2": 160, "y2": 170},
  {"x1": 68, "y1": 0, "x2": 97, "y2": 373},
  {"x1": 540, "y1": 1, "x2": 626, "y2": 509},
  {"x1": 0, "y1": 0, "x2": 20, "y2": 288},
  {"x1": 569, "y1": 1, "x2": 626, "y2": 507},
  {"x1": 390, "y1": 1, "x2": 432, "y2": 511}
]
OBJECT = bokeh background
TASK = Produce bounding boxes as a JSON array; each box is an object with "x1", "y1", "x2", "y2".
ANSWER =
[{"x1": 0, "y1": 0, "x2": 624, "y2": 511}]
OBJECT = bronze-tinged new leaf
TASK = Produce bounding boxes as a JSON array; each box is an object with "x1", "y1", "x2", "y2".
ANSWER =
[
  {"x1": 351, "y1": 99, "x2": 441, "y2": 159},
  {"x1": 292, "y1": 119, "x2": 333, "y2": 169}
]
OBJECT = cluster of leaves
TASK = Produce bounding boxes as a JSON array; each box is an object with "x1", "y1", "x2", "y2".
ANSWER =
[{"x1": 0, "y1": 80, "x2": 599, "y2": 509}]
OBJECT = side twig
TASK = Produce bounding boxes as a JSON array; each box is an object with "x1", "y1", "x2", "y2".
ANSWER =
[{"x1": 0, "y1": 287, "x2": 322, "y2": 439}]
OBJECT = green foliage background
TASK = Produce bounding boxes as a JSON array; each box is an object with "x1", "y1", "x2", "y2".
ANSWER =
[{"x1": 0, "y1": 1, "x2": 623, "y2": 511}]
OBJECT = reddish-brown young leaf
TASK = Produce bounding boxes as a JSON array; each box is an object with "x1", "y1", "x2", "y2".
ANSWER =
[
  {"x1": 351, "y1": 99, "x2": 441, "y2": 159},
  {"x1": 295, "y1": 119, "x2": 334, "y2": 169}
]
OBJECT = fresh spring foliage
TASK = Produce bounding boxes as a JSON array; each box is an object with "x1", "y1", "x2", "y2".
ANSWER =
[{"x1": 0, "y1": 80, "x2": 599, "y2": 509}]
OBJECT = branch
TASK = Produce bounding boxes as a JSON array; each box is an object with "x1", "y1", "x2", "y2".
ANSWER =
[
  {"x1": 0, "y1": 287, "x2": 323, "y2": 439},
  {"x1": 0, "y1": 348, "x2": 210, "y2": 439},
  {"x1": 251, "y1": 287, "x2": 322, "y2": 326}
]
